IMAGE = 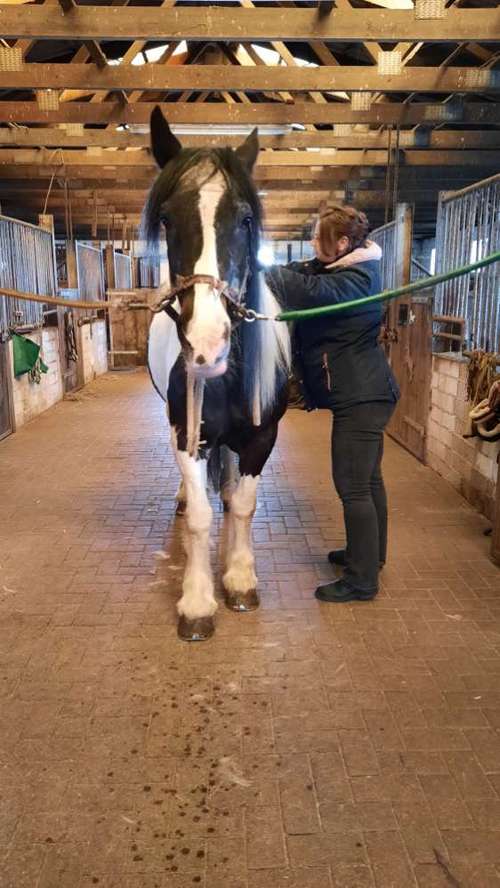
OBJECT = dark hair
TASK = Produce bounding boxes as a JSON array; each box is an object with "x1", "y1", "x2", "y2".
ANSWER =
[
  {"x1": 317, "y1": 204, "x2": 370, "y2": 257},
  {"x1": 142, "y1": 147, "x2": 262, "y2": 250}
]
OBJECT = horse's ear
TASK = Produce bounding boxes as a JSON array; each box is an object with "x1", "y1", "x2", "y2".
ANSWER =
[
  {"x1": 235, "y1": 127, "x2": 259, "y2": 173},
  {"x1": 150, "y1": 106, "x2": 182, "y2": 168}
]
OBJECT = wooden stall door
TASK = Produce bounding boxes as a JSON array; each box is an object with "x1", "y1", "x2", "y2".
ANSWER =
[
  {"x1": 108, "y1": 290, "x2": 152, "y2": 367},
  {"x1": 372, "y1": 204, "x2": 432, "y2": 462},
  {"x1": 0, "y1": 340, "x2": 13, "y2": 440},
  {"x1": 386, "y1": 293, "x2": 433, "y2": 462}
]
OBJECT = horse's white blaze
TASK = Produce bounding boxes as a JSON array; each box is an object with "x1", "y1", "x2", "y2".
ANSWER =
[
  {"x1": 223, "y1": 474, "x2": 259, "y2": 594},
  {"x1": 174, "y1": 434, "x2": 217, "y2": 620},
  {"x1": 186, "y1": 176, "x2": 230, "y2": 373}
]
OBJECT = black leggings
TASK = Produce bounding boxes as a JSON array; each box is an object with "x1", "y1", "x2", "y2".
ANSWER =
[{"x1": 331, "y1": 400, "x2": 396, "y2": 593}]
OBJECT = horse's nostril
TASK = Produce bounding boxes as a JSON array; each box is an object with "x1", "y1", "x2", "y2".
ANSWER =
[{"x1": 195, "y1": 354, "x2": 206, "y2": 366}]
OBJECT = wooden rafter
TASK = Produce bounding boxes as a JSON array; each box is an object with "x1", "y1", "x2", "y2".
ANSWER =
[
  {"x1": 2, "y1": 128, "x2": 498, "y2": 151},
  {"x1": 1, "y1": 64, "x2": 498, "y2": 92},
  {"x1": 1, "y1": 0, "x2": 498, "y2": 240},
  {"x1": 1, "y1": 6, "x2": 498, "y2": 42},
  {"x1": 1, "y1": 101, "x2": 498, "y2": 126},
  {"x1": 0, "y1": 149, "x2": 498, "y2": 169}
]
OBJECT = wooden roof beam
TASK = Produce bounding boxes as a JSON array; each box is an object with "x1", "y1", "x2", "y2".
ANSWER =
[
  {"x1": 0, "y1": 165, "x2": 355, "y2": 182},
  {"x1": 2, "y1": 101, "x2": 498, "y2": 126},
  {"x1": 0, "y1": 150, "x2": 498, "y2": 171},
  {"x1": 2, "y1": 65, "x2": 499, "y2": 93},
  {"x1": 2, "y1": 6, "x2": 498, "y2": 42},
  {"x1": 3, "y1": 127, "x2": 499, "y2": 150},
  {"x1": 238, "y1": 0, "x2": 347, "y2": 105}
]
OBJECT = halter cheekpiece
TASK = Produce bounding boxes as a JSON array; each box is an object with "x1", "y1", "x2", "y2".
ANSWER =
[{"x1": 151, "y1": 272, "x2": 266, "y2": 324}]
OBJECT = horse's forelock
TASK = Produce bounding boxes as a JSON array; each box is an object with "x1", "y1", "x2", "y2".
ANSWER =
[{"x1": 142, "y1": 147, "x2": 262, "y2": 260}]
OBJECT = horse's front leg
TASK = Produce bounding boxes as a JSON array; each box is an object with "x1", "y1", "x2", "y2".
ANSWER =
[
  {"x1": 220, "y1": 445, "x2": 239, "y2": 513},
  {"x1": 174, "y1": 439, "x2": 217, "y2": 641},
  {"x1": 223, "y1": 425, "x2": 278, "y2": 612},
  {"x1": 175, "y1": 479, "x2": 187, "y2": 515}
]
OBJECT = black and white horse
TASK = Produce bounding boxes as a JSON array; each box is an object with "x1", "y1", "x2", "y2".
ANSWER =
[{"x1": 144, "y1": 107, "x2": 290, "y2": 642}]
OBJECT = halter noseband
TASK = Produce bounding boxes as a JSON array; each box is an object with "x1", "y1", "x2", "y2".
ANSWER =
[{"x1": 151, "y1": 271, "x2": 262, "y2": 325}]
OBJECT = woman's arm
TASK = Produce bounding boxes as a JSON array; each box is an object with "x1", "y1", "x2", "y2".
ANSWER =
[{"x1": 265, "y1": 264, "x2": 372, "y2": 311}]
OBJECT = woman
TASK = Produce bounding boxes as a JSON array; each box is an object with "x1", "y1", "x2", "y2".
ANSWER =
[{"x1": 265, "y1": 204, "x2": 400, "y2": 603}]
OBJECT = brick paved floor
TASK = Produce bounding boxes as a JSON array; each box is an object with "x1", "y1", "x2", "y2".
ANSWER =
[{"x1": 1, "y1": 368, "x2": 500, "y2": 888}]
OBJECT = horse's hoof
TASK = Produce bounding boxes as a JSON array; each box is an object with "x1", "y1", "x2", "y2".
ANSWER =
[
  {"x1": 176, "y1": 500, "x2": 187, "y2": 516},
  {"x1": 224, "y1": 589, "x2": 260, "y2": 612},
  {"x1": 177, "y1": 615, "x2": 215, "y2": 642}
]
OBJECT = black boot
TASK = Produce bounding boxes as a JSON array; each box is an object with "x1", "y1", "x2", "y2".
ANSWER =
[
  {"x1": 328, "y1": 549, "x2": 385, "y2": 570},
  {"x1": 315, "y1": 578, "x2": 377, "y2": 603}
]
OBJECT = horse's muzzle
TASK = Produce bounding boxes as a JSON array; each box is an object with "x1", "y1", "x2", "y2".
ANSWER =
[{"x1": 188, "y1": 345, "x2": 229, "y2": 379}]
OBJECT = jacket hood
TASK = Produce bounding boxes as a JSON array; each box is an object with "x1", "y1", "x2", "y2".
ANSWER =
[{"x1": 325, "y1": 240, "x2": 382, "y2": 269}]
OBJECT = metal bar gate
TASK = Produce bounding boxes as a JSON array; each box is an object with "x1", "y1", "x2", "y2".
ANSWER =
[{"x1": 435, "y1": 173, "x2": 500, "y2": 353}]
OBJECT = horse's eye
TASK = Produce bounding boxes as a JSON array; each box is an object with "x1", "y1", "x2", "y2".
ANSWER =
[
  {"x1": 160, "y1": 215, "x2": 170, "y2": 229},
  {"x1": 240, "y1": 215, "x2": 252, "y2": 228}
]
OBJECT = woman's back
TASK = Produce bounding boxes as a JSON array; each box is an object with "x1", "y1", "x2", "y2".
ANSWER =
[{"x1": 269, "y1": 255, "x2": 399, "y2": 410}]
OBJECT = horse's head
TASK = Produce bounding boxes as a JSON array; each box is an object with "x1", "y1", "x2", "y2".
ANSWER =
[{"x1": 144, "y1": 107, "x2": 261, "y2": 379}]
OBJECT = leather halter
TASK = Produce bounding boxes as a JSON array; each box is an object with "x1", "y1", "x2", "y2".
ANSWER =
[{"x1": 151, "y1": 270, "x2": 262, "y2": 325}]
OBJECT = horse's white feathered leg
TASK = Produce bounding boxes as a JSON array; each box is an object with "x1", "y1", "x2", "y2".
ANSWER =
[
  {"x1": 223, "y1": 475, "x2": 259, "y2": 597},
  {"x1": 175, "y1": 479, "x2": 187, "y2": 515},
  {"x1": 220, "y1": 446, "x2": 239, "y2": 512},
  {"x1": 173, "y1": 435, "x2": 217, "y2": 621}
]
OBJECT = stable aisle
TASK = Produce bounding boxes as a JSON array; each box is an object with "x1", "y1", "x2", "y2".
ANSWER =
[{"x1": 1, "y1": 368, "x2": 500, "y2": 888}]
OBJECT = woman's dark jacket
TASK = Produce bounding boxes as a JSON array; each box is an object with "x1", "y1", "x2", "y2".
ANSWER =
[{"x1": 265, "y1": 256, "x2": 400, "y2": 412}]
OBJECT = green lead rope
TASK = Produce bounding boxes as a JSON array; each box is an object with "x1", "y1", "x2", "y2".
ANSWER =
[{"x1": 274, "y1": 249, "x2": 500, "y2": 323}]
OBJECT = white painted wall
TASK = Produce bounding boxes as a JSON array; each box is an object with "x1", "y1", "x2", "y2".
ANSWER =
[
  {"x1": 9, "y1": 329, "x2": 63, "y2": 429},
  {"x1": 80, "y1": 320, "x2": 108, "y2": 384},
  {"x1": 8, "y1": 319, "x2": 108, "y2": 431}
]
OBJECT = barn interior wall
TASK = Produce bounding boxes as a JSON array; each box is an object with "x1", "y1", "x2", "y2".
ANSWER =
[
  {"x1": 80, "y1": 320, "x2": 109, "y2": 385},
  {"x1": 7, "y1": 321, "x2": 109, "y2": 430},
  {"x1": 8, "y1": 329, "x2": 63, "y2": 429},
  {"x1": 427, "y1": 353, "x2": 498, "y2": 520}
]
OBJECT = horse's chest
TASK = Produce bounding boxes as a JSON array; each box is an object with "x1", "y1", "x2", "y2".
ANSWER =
[{"x1": 168, "y1": 362, "x2": 245, "y2": 445}]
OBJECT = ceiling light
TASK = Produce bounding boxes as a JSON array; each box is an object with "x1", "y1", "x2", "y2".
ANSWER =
[
  {"x1": 126, "y1": 123, "x2": 295, "y2": 137},
  {"x1": 258, "y1": 244, "x2": 275, "y2": 267}
]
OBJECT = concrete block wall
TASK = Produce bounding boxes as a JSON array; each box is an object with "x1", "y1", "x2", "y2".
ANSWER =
[
  {"x1": 9, "y1": 329, "x2": 63, "y2": 429},
  {"x1": 427, "y1": 353, "x2": 498, "y2": 519},
  {"x1": 80, "y1": 320, "x2": 108, "y2": 385},
  {"x1": 8, "y1": 321, "x2": 108, "y2": 432}
]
